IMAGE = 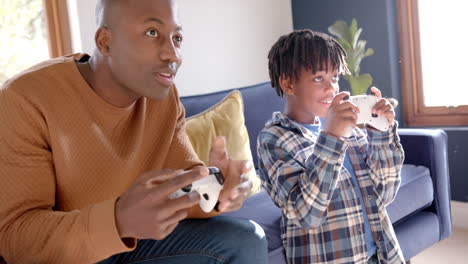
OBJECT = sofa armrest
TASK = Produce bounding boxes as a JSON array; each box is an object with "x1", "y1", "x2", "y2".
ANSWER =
[{"x1": 397, "y1": 128, "x2": 452, "y2": 241}]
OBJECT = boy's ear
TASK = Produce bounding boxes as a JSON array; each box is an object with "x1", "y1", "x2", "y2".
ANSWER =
[{"x1": 279, "y1": 75, "x2": 294, "y2": 96}]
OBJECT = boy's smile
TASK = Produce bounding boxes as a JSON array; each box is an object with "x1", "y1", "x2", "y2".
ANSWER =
[{"x1": 282, "y1": 65, "x2": 340, "y2": 124}]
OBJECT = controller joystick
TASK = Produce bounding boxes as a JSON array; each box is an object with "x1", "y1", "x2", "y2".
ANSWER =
[{"x1": 170, "y1": 167, "x2": 224, "y2": 213}]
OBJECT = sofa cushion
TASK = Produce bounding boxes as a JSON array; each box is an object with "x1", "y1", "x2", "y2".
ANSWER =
[
  {"x1": 180, "y1": 82, "x2": 285, "y2": 168},
  {"x1": 393, "y1": 211, "x2": 440, "y2": 260},
  {"x1": 185, "y1": 90, "x2": 262, "y2": 196},
  {"x1": 386, "y1": 164, "x2": 434, "y2": 224},
  {"x1": 221, "y1": 189, "x2": 283, "y2": 253}
]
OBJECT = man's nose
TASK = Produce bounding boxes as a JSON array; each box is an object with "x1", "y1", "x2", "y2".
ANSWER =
[{"x1": 160, "y1": 39, "x2": 181, "y2": 63}]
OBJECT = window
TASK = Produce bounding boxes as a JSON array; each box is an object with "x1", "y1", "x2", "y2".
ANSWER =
[
  {"x1": 397, "y1": 0, "x2": 468, "y2": 126},
  {"x1": 0, "y1": 0, "x2": 71, "y2": 85}
]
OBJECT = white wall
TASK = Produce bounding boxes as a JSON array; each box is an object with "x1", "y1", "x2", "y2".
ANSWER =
[
  {"x1": 67, "y1": 0, "x2": 293, "y2": 96},
  {"x1": 67, "y1": 0, "x2": 98, "y2": 54}
]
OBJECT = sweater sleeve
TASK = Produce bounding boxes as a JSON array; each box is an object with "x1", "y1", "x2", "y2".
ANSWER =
[
  {"x1": 0, "y1": 87, "x2": 134, "y2": 263},
  {"x1": 162, "y1": 86, "x2": 204, "y2": 170}
]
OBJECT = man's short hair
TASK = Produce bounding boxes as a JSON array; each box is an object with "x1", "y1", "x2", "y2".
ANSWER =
[{"x1": 267, "y1": 29, "x2": 348, "y2": 97}]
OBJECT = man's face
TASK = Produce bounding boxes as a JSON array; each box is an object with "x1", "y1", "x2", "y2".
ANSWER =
[{"x1": 105, "y1": 0, "x2": 183, "y2": 100}]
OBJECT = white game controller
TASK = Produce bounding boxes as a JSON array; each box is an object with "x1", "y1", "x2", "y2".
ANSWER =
[
  {"x1": 348, "y1": 94, "x2": 390, "y2": 132},
  {"x1": 170, "y1": 167, "x2": 224, "y2": 213}
]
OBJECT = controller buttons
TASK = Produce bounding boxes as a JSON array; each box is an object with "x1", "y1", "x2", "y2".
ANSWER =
[
  {"x1": 182, "y1": 184, "x2": 192, "y2": 192},
  {"x1": 208, "y1": 166, "x2": 225, "y2": 185},
  {"x1": 208, "y1": 167, "x2": 219, "y2": 175},
  {"x1": 203, "y1": 193, "x2": 210, "y2": 200},
  {"x1": 214, "y1": 172, "x2": 224, "y2": 185}
]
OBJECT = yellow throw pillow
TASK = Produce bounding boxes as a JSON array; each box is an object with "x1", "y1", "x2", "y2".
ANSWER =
[{"x1": 185, "y1": 90, "x2": 261, "y2": 196}]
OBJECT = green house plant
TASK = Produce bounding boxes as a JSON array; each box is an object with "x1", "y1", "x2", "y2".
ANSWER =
[{"x1": 328, "y1": 18, "x2": 374, "y2": 95}]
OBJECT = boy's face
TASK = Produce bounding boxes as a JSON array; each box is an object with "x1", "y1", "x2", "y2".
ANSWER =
[{"x1": 283, "y1": 64, "x2": 340, "y2": 123}]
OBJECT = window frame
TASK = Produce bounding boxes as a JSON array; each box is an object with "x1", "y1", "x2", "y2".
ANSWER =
[
  {"x1": 397, "y1": 0, "x2": 468, "y2": 127},
  {"x1": 43, "y1": 0, "x2": 72, "y2": 58}
]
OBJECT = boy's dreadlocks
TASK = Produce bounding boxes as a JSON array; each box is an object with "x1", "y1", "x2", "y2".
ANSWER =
[{"x1": 268, "y1": 29, "x2": 348, "y2": 97}]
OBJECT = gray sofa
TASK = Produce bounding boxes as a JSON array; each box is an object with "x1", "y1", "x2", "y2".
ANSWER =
[{"x1": 180, "y1": 81, "x2": 452, "y2": 263}]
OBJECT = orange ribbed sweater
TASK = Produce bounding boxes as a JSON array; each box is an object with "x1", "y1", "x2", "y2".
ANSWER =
[{"x1": 0, "y1": 54, "x2": 202, "y2": 263}]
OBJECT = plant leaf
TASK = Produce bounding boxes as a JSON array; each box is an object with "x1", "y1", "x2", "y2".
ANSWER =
[
  {"x1": 364, "y1": 48, "x2": 374, "y2": 57},
  {"x1": 345, "y1": 57, "x2": 357, "y2": 75},
  {"x1": 352, "y1": 28, "x2": 362, "y2": 49},
  {"x1": 329, "y1": 18, "x2": 374, "y2": 79},
  {"x1": 356, "y1": 40, "x2": 367, "y2": 54},
  {"x1": 350, "y1": 18, "x2": 358, "y2": 43},
  {"x1": 344, "y1": 73, "x2": 373, "y2": 95},
  {"x1": 328, "y1": 20, "x2": 350, "y2": 43},
  {"x1": 337, "y1": 38, "x2": 352, "y2": 50}
]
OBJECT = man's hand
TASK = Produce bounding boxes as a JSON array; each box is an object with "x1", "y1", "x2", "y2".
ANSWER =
[
  {"x1": 115, "y1": 167, "x2": 209, "y2": 240},
  {"x1": 209, "y1": 136, "x2": 253, "y2": 212}
]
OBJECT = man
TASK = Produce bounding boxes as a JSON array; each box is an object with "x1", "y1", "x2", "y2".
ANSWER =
[{"x1": 0, "y1": 0, "x2": 268, "y2": 263}]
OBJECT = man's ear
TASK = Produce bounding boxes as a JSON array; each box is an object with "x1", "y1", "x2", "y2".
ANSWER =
[
  {"x1": 279, "y1": 75, "x2": 294, "y2": 96},
  {"x1": 95, "y1": 26, "x2": 111, "y2": 56}
]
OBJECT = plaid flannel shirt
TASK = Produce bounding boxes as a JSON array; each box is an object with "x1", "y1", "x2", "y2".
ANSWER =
[{"x1": 257, "y1": 112, "x2": 405, "y2": 264}]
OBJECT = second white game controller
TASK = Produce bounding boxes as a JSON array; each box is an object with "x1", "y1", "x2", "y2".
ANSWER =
[
  {"x1": 170, "y1": 167, "x2": 224, "y2": 213},
  {"x1": 348, "y1": 94, "x2": 390, "y2": 132}
]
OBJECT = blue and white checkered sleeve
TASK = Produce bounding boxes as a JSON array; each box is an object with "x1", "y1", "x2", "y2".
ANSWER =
[
  {"x1": 257, "y1": 129, "x2": 347, "y2": 228},
  {"x1": 365, "y1": 121, "x2": 405, "y2": 205}
]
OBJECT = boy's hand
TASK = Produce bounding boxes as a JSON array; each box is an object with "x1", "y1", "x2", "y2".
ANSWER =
[
  {"x1": 370, "y1": 87, "x2": 395, "y2": 127},
  {"x1": 324, "y1": 92, "x2": 360, "y2": 138},
  {"x1": 209, "y1": 136, "x2": 253, "y2": 212}
]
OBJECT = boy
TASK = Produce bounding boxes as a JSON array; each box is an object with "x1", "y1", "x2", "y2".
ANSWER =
[{"x1": 257, "y1": 29, "x2": 405, "y2": 264}]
